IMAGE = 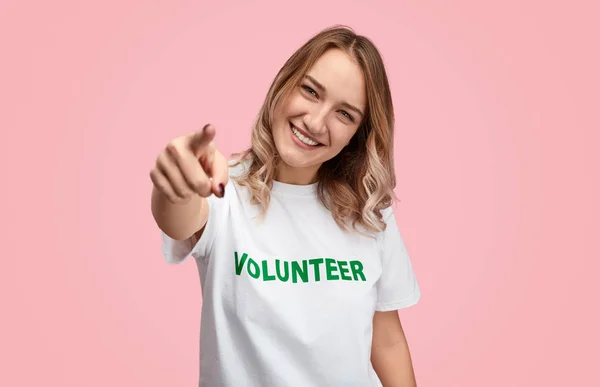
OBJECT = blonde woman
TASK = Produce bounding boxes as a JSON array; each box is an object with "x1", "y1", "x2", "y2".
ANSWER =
[{"x1": 150, "y1": 25, "x2": 421, "y2": 387}]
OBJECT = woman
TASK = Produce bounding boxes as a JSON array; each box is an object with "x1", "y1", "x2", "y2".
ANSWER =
[{"x1": 150, "y1": 25, "x2": 421, "y2": 387}]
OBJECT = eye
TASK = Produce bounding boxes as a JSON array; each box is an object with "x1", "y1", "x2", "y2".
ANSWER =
[
  {"x1": 340, "y1": 110, "x2": 354, "y2": 122},
  {"x1": 302, "y1": 85, "x2": 318, "y2": 97}
]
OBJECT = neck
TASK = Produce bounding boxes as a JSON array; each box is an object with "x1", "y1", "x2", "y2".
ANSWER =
[{"x1": 275, "y1": 161, "x2": 320, "y2": 185}]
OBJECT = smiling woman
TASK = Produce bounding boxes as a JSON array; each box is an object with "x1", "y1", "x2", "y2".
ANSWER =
[
  {"x1": 150, "y1": 24, "x2": 420, "y2": 387},
  {"x1": 233, "y1": 27, "x2": 398, "y2": 233},
  {"x1": 271, "y1": 48, "x2": 367, "y2": 182}
]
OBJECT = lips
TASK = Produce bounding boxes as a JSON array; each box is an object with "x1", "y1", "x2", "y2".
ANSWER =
[{"x1": 289, "y1": 122, "x2": 323, "y2": 146}]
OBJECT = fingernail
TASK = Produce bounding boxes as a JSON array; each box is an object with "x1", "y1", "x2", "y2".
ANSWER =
[
  {"x1": 203, "y1": 123, "x2": 211, "y2": 132},
  {"x1": 219, "y1": 183, "x2": 225, "y2": 198}
]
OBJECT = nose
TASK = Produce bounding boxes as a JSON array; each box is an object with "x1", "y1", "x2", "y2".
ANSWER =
[{"x1": 302, "y1": 106, "x2": 327, "y2": 136}]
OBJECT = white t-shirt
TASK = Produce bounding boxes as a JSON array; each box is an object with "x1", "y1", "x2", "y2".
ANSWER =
[{"x1": 161, "y1": 160, "x2": 421, "y2": 387}]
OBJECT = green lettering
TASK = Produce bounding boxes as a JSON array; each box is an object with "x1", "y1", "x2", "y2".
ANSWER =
[
  {"x1": 325, "y1": 258, "x2": 339, "y2": 280},
  {"x1": 235, "y1": 252, "x2": 248, "y2": 275},
  {"x1": 247, "y1": 258, "x2": 260, "y2": 279},
  {"x1": 308, "y1": 258, "x2": 324, "y2": 282},
  {"x1": 338, "y1": 260, "x2": 352, "y2": 281},
  {"x1": 350, "y1": 260, "x2": 366, "y2": 281},
  {"x1": 237, "y1": 253, "x2": 363, "y2": 283},
  {"x1": 276, "y1": 259, "x2": 289, "y2": 282},
  {"x1": 262, "y1": 260, "x2": 276, "y2": 281},
  {"x1": 292, "y1": 260, "x2": 309, "y2": 283}
]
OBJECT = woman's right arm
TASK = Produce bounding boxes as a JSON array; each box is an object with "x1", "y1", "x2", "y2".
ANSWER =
[
  {"x1": 149, "y1": 124, "x2": 228, "y2": 243},
  {"x1": 151, "y1": 187, "x2": 208, "y2": 241}
]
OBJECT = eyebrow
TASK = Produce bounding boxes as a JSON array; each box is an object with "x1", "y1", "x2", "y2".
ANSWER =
[{"x1": 305, "y1": 75, "x2": 365, "y2": 117}]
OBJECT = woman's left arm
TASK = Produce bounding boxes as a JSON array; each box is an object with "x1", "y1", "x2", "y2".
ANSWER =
[{"x1": 371, "y1": 310, "x2": 417, "y2": 387}]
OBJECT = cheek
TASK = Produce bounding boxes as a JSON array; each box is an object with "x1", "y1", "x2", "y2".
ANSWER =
[
  {"x1": 273, "y1": 98, "x2": 296, "y2": 124},
  {"x1": 271, "y1": 105, "x2": 290, "y2": 136},
  {"x1": 284, "y1": 92, "x2": 308, "y2": 114},
  {"x1": 272, "y1": 102, "x2": 285, "y2": 122}
]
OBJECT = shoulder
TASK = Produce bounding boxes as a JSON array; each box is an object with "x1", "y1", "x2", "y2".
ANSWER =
[
  {"x1": 348, "y1": 205, "x2": 397, "y2": 242},
  {"x1": 374, "y1": 204, "x2": 400, "y2": 245},
  {"x1": 380, "y1": 205, "x2": 396, "y2": 222},
  {"x1": 379, "y1": 204, "x2": 399, "y2": 231},
  {"x1": 226, "y1": 156, "x2": 250, "y2": 180}
]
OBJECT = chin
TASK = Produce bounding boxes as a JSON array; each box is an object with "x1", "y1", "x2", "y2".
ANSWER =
[{"x1": 277, "y1": 148, "x2": 316, "y2": 168}]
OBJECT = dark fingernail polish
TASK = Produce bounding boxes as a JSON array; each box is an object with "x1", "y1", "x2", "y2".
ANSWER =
[{"x1": 219, "y1": 183, "x2": 225, "y2": 197}]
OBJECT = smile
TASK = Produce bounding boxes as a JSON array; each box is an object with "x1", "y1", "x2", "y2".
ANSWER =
[{"x1": 289, "y1": 122, "x2": 323, "y2": 147}]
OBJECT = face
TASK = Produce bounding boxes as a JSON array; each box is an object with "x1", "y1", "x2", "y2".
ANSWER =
[{"x1": 271, "y1": 48, "x2": 367, "y2": 184}]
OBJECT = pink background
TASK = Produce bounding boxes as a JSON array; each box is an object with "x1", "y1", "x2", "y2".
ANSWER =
[{"x1": 2, "y1": 1, "x2": 598, "y2": 386}]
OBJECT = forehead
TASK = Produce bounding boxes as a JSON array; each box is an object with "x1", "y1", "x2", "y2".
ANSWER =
[{"x1": 306, "y1": 48, "x2": 366, "y2": 109}]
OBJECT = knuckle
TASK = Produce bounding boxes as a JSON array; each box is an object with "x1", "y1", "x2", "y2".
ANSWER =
[
  {"x1": 167, "y1": 190, "x2": 184, "y2": 203},
  {"x1": 165, "y1": 141, "x2": 181, "y2": 159},
  {"x1": 192, "y1": 180, "x2": 211, "y2": 196},
  {"x1": 155, "y1": 152, "x2": 168, "y2": 169},
  {"x1": 188, "y1": 179, "x2": 204, "y2": 191},
  {"x1": 149, "y1": 169, "x2": 163, "y2": 187},
  {"x1": 200, "y1": 187, "x2": 213, "y2": 197},
  {"x1": 181, "y1": 189, "x2": 194, "y2": 199},
  {"x1": 173, "y1": 186, "x2": 187, "y2": 197},
  {"x1": 195, "y1": 185, "x2": 210, "y2": 197}
]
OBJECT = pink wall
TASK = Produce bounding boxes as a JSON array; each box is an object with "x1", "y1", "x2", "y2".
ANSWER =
[{"x1": 2, "y1": 1, "x2": 598, "y2": 386}]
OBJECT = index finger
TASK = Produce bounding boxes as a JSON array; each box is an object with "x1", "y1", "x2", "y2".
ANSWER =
[{"x1": 189, "y1": 124, "x2": 217, "y2": 156}]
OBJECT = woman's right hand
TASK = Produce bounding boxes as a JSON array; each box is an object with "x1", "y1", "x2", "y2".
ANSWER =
[{"x1": 150, "y1": 124, "x2": 229, "y2": 204}]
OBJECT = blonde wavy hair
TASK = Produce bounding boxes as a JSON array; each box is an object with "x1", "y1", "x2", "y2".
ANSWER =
[{"x1": 232, "y1": 25, "x2": 398, "y2": 233}]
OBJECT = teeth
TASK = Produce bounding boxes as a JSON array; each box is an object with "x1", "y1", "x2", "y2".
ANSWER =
[{"x1": 291, "y1": 126, "x2": 319, "y2": 146}]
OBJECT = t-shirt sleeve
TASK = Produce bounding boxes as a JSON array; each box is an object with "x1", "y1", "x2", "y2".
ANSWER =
[
  {"x1": 161, "y1": 194, "x2": 222, "y2": 265},
  {"x1": 375, "y1": 206, "x2": 421, "y2": 311}
]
